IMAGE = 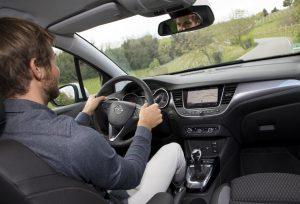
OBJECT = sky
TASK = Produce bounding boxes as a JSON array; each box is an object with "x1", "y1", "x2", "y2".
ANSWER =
[{"x1": 79, "y1": 0, "x2": 285, "y2": 49}]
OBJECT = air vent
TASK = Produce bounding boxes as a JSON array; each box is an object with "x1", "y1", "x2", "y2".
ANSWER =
[
  {"x1": 172, "y1": 91, "x2": 183, "y2": 107},
  {"x1": 221, "y1": 84, "x2": 237, "y2": 104}
]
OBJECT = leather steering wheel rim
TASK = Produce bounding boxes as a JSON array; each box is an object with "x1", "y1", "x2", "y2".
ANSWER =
[{"x1": 95, "y1": 75, "x2": 154, "y2": 147}]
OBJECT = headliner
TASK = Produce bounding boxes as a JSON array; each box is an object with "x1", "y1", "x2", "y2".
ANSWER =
[
  {"x1": 0, "y1": 0, "x2": 112, "y2": 28},
  {"x1": 0, "y1": 0, "x2": 196, "y2": 35}
]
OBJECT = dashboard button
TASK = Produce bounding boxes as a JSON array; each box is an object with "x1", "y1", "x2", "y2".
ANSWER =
[
  {"x1": 207, "y1": 128, "x2": 214, "y2": 134},
  {"x1": 203, "y1": 146, "x2": 211, "y2": 154},
  {"x1": 199, "y1": 111, "x2": 205, "y2": 116},
  {"x1": 186, "y1": 128, "x2": 193, "y2": 134},
  {"x1": 196, "y1": 128, "x2": 202, "y2": 134}
]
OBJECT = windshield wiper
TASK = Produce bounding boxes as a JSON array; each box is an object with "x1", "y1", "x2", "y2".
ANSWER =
[{"x1": 171, "y1": 60, "x2": 245, "y2": 75}]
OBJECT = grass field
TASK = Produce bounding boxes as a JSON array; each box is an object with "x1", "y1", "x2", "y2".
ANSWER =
[
  {"x1": 83, "y1": 77, "x2": 101, "y2": 95},
  {"x1": 251, "y1": 9, "x2": 298, "y2": 40},
  {"x1": 129, "y1": 44, "x2": 250, "y2": 77}
]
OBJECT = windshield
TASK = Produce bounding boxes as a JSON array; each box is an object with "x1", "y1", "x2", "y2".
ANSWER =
[{"x1": 79, "y1": 0, "x2": 300, "y2": 77}]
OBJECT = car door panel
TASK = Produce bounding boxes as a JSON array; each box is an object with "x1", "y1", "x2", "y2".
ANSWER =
[{"x1": 53, "y1": 102, "x2": 86, "y2": 118}]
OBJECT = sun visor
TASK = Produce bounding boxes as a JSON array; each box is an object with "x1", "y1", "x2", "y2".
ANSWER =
[
  {"x1": 117, "y1": 0, "x2": 196, "y2": 17},
  {"x1": 48, "y1": 2, "x2": 132, "y2": 35}
]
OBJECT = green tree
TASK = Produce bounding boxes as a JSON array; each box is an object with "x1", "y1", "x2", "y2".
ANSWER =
[
  {"x1": 170, "y1": 34, "x2": 190, "y2": 57},
  {"x1": 105, "y1": 47, "x2": 131, "y2": 71},
  {"x1": 263, "y1": 8, "x2": 269, "y2": 17},
  {"x1": 122, "y1": 35, "x2": 158, "y2": 70},
  {"x1": 293, "y1": 0, "x2": 300, "y2": 23},
  {"x1": 198, "y1": 40, "x2": 215, "y2": 63},
  {"x1": 80, "y1": 61, "x2": 99, "y2": 79},
  {"x1": 212, "y1": 51, "x2": 223, "y2": 64},
  {"x1": 283, "y1": 0, "x2": 293, "y2": 7},
  {"x1": 227, "y1": 17, "x2": 255, "y2": 49},
  {"x1": 56, "y1": 52, "x2": 77, "y2": 84},
  {"x1": 271, "y1": 7, "x2": 279, "y2": 13},
  {"x1": 157, "y1": 38, "x2": 172, "y2": 64},
  {"x1": 148, "y1": 58, "x2": 160, "y2": 69}
]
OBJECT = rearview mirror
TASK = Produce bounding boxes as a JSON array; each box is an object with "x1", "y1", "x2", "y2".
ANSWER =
[
  {"x1": 158, "y1": 5, "x2": 215, "y2": 36},
  {"x1": 159, "y1": 13, "x2": 202, "y2": 35}
]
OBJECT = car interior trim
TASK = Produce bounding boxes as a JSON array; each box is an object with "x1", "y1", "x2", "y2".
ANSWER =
[{"x1": 171, "y1": 79, "x2": 300, "y2": 118}]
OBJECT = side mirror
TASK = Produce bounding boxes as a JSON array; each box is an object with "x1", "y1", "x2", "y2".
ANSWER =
[
  {"x1": 52, "y1": 84, "x2": 81, "y2": 106},
  {"x1": 158, "y1": 5, "x2": 215, "y2": 36}
]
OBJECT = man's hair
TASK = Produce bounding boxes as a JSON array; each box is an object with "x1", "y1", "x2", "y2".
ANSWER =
[{"x1": 0, "y1": 17, "x2": 54, "y2": 98}]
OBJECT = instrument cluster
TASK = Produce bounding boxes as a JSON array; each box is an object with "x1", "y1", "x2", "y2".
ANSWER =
[{"x1": 122, "y1": 88, "x2": 169, "y2": 108}]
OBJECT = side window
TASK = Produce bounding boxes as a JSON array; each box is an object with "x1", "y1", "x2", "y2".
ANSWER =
[
  {"x1": 55, "y1": 49, "x2": 78, "y2": 86},
  {"x1": 79, "y1": 60, "x2": 102, "y2": 96},
  {"x1": 48, "y1": 48, "x2": 79, "y2": 109},
  {"x1": 49, "y1": 48, "x2": 104, "y2": 109}
]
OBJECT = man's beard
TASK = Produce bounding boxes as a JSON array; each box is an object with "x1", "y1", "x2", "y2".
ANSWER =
[{"x1": 42, "y1": 72, "x2": 60, "y2": 102}]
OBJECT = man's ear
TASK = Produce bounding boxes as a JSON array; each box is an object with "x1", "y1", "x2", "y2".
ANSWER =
[{"x1": 29, "y1": 58, "x2": 43, "y2": 81}]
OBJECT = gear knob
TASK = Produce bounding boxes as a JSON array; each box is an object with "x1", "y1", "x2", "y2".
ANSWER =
[{"x1": 191, "y1": 149, "x2": 202, "y2": 164}]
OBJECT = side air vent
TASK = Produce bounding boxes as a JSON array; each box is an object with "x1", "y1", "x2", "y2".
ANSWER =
[
  {"x1": 172, "y1": 91, "x2": 183, "y2": 107},
  {"x1": 221, "y1": 84, "x2": 237, "y2": 104}
]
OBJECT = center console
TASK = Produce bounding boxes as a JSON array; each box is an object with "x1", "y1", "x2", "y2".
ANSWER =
[
  {"x1": 182, "y1": 137, "x2": 239, "y2": 204},
  {"x1": 168, "y1": 84, "x2": 239, "y2": 203},
  {"x1": 186, "y1": 149, "x2": 216, "y2": 191},
  {"x1": 184, "y1": 139, "x2": 222, "y2": 191},
  {"x1": 172, "y1": 84, "x2": 237, "y2": 117}
]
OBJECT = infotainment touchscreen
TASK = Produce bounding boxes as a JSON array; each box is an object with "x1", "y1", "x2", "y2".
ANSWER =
[{"x1": 186, "y1": 88, "x2": 219, "y2": 108}]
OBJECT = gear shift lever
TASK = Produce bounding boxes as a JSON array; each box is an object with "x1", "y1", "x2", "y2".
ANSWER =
[
  {"x1": 191, "y1": 149, "x2": 202, "y2": 164},
  {"x1": 186, "y1": 148, "x2": 214, "y2": 190},
  {"x1": 191, "y1": 149, "x2": 205, "y2": 181}
]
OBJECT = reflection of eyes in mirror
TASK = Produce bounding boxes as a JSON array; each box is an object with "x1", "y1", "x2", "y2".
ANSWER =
[{"x1": 175, "y1": 13, "x2": 202, "y2": 32}]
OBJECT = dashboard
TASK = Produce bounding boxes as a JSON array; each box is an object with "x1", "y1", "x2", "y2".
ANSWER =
[
  {"x1": 121, "y1": 83, "x2": 236, "y2": 118},
  {"x1": 118, "y1": 55, "x2": 300, "y2": 144},
  {"x1": 123, "y1": 88, "x2": 169, "y2": 108}
]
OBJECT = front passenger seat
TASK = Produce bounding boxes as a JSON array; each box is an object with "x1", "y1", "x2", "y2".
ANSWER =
[{"x1": 211, "y1": 173, "x2": 300, "y2": 204}]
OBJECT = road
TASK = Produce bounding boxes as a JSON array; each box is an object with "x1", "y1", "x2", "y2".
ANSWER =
[{"x1": 239, "y1": 37, "x2": 293, "y2": 60}]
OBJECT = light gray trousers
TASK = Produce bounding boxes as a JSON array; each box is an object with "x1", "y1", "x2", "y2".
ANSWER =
[{"x1": 127, "y1": 142, "x2": 186, "y2": 204}]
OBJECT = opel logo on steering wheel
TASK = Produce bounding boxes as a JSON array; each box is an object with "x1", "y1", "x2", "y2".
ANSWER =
[{"x1": 114, "y1": 105, "x2": 123, "y2": 115}]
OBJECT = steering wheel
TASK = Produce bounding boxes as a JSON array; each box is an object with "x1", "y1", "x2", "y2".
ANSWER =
[{"x1": 95, "y1": 76, "x2": 154, "y2": 147}]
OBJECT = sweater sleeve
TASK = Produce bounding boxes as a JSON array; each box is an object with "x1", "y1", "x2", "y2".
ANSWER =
[
  {"x1": 68, "y1": 120, "x2": 152, "y2": 190},
  {"x1": 74, "y1": 112, "x2": 91, "y2": 126}
]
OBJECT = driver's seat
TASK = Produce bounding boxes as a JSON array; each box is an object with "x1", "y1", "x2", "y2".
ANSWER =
[
  {"x1": 0, "y1": 98, "x2": 173, "y2": 204},
  {"x1": 0, "y1": 139, "x2": 108, "y2": 204}
]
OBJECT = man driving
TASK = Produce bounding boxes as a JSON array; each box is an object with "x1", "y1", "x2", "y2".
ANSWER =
[
  {"x1": 176, "y1": 13, "x2": 202, "y2": 32},
  {"x1": 0, "y1": 17, "x2": 186, "y2": 203}
]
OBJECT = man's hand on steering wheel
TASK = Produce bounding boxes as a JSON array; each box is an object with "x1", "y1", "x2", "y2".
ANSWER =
[
  {"x1": 138, "y1": 103, "x2": 163, "y2": 131},
  {"x1": 93, "y1": 75, "x2": 160, "y2": 147},
  {"x1": 82, "y1": 94, "x2": 107, "y2": 116}
]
